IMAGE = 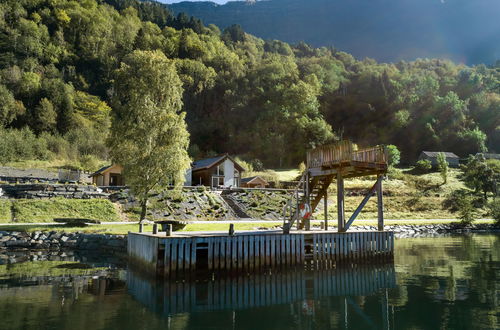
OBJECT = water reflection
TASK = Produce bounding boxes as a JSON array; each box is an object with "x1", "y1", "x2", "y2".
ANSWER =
[
  {"x1": 128, "y1": 263, "x2": 396, "y2": 328},
  {"x1": 0, "y1": 234, "x2": 497, "y2": 330}
]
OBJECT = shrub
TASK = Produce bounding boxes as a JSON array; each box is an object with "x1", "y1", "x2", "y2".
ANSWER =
[
  {"x1": 436, "y1": 152, "x2": 449, "y2": 184},
  {"x1": 455, "y1": 194, "x2": 476, "y2": 225},
  {"x1": 488, "y1": 200, "x2": 500, "y2": 224},
  {"x1": 415, "y1": 159, "x2": 432, "y2": 173},
  {"x1": 386, "y1": 145, "x2": 401, "y2": 167}
]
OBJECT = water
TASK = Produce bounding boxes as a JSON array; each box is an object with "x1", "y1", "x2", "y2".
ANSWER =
[{"x1": 0, "y1": 234, "x2": 498, "y2": 330}]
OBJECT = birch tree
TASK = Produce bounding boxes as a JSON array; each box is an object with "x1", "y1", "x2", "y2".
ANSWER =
[{"x1": 109, "y1": 50, "x2": 191, "y2": 221}]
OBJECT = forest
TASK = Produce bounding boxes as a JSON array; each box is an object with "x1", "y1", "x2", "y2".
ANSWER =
[{"x1": 0, "y1": 0, "x2": 498, "y2": 170}]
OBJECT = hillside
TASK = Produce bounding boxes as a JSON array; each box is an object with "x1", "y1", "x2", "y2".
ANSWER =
[
  {"x1": 0, "y1": 0, "x2": 498, "y2": 172},
  {"x1": 167, "y1": 0, "x2": 500, "y2": 65}
]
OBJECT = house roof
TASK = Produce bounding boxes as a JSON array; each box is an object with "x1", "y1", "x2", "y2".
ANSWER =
[
  {"x1": 420, "y1": 151, "x2": 459, "y2": 159},
  {"x1": 241, "y1": 175, "x2": 269, "y2": 185},
  {"x1": 481, "y1": 153, "x2": 500, "y2": 160},
  {"x1": 89, "y1": 165, "x2": 113, "y2": 177},
  {"x1": 191, "y1": 154, "x2": 245, "y2": 172}
]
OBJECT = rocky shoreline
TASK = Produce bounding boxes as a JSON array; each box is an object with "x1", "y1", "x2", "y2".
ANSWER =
[{"x1": 1, "y1": 223, "x2": 498, "y2": 265}]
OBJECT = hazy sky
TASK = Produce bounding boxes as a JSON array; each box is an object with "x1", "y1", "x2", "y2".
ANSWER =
[{"x1": 160, "y1": 0, "x2": 234, "y2": 4}]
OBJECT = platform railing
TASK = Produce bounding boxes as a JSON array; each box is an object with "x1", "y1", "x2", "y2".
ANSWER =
[{"x1": 307, "y1": 141, "x2": 387, "y2": 168}]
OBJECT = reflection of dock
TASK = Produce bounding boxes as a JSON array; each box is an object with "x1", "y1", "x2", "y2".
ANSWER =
[
  {"x1": 127, "y1": 264, "x2": 396, "y2": 315},
  {"x1": 128, "y1": 230, "x2": 394, "y2": 276}
]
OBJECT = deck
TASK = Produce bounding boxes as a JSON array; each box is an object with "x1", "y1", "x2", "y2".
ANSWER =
[
  {"x1": 307, "y1": 140, "x2": 388, "y2": 178},
  {"x1": 128, "y1": 230, "x2": 394, "y2": 276}
]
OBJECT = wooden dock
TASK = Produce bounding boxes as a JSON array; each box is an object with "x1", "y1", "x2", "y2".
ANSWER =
[{"x1": 128, "y1": 230, "x2": 394, "y2": 276}]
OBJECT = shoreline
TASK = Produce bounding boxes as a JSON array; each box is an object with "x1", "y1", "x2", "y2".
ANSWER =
[{"x1": 1, "y1": 223, "x2": 498, "y2": 265}]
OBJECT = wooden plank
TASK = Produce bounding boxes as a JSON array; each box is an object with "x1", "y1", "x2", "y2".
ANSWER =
[
  {"x1": 232, "y1": 236, "x2": 238, "y2": 270},
  {"x1": 244, "y1": 235, "x2": 249, "y2": 271},
  {"x1": 170, "y1": 238, "x2": 178, "y2": 273},
  {"x1": 248, "y1": 235, "x2": 254, "y2": 272},
  {"x1": 184, "y1": 239, "x2": 191, "y2": 272},
  {"x1": 237, "y1": 236, "x2": 243, "y2": 271},
  {"x1": 260, "y1": 235, "x2": 265, "y2": 269},
  {"x1": 163, "y1": 239, "x2": 171, "y2": 276}
]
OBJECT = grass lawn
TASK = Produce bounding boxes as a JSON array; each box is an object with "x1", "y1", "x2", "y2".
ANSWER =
[
  {"x1": 10, "y1": 198, "x2": 120, "y2": 223},
  {"x1": 0, "y1": 219, "x2": 494, "y2": 235},
  {"x1": 0, "y1": 200, "x2": 11, "y2": 222}
]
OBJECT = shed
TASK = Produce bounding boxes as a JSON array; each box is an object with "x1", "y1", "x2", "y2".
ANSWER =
[
  {"x1": 481, "y1": 153, "x2": 500, "y2": 160},
  {"x1": 417, "y1": 151, "x2": 460, "y2": 167},
  {"x1": 191, "y1": 154, "x2": 244, "y2": 188},
  {"x1": 89, "y1": 164, "x2": 125, "y2": 186},
  {"x1": 241, "y1": 176, "x2": 270, "y2": 188}
]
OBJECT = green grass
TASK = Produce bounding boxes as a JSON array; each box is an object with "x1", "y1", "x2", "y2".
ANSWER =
[
  {"x1": 11, "y1": 198, "x2": 120, "y2": 223},
  {"x1": 0, "y1": 219, "x2": 494, "y2": 235},
  {"x1": 0, "y1": 261, "x2": 106, "y2": 278},
  {"x1": 0, "y1": 200, "x2": 11, "y2": 222}
]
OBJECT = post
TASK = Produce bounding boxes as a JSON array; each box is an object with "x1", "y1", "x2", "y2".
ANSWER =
[
  {"x1": 152, "y1": 223, "x2": 158, "y2": 235},
  {"x1": 166, "y1": 224, "x2": 172, "y2": 237},
  {"x1": 305, "y1": 172, "x2": 310, "y2": 231},
  {"x1": 337, "y1": 172, "x2": 345, "y2": 232},
  {"x1": 139, "y1": 223, "x2": 144, "y2": 233},
  {"x1": 324, "y1": 191, "x2": 328, "y2": 231},
  {"x1": 229, "y1": 223, "x2": 235, "y2": 236},
  {"x1": 377, "y1": 175, "x2": 384, "y2": 231}
]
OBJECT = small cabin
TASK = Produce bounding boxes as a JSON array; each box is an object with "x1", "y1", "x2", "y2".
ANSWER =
[
  {"x1": 241, "y1": 176, "x2": 269, "y2": 188},
  {"x1": 191, "y1": 154, "x2": 244, "y2": 188},
  {"x1": 481, "y1": 153, "x2": 500, "y2": 160},
  {"x1": 418, "y1": 151, "x2": 460, "y2": 167},
  {"x1": 89, "y1": 164, "x2": 125, "y2": 186}
]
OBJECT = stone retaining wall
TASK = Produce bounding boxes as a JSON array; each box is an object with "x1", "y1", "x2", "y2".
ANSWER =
[
  {"x1": 0, "y1": 231, "x2": 127, "y2": 254},
  {"x1": 0, "y1": 184, "x2": 108, "y2": 199}
]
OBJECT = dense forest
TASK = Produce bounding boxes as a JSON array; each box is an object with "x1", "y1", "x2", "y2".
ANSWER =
[
  {"x1": 0, "y1": 0, "x2": 498, "y2": 170},
  {"x1": 167, "y1": 0, "x2": 500, "y2": 65}
]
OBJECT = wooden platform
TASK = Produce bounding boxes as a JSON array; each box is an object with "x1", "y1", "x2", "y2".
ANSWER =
[{"x1": 128, "y1": 230, "x2": 394, "y2": 276}]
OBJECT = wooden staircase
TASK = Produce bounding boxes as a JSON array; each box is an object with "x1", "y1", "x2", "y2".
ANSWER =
[{"x1": 282, "y1": 173, "x2": 333, "y2": 232}]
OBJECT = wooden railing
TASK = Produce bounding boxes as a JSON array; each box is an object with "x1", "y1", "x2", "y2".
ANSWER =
[{"x1": 307, "y1": 141, "x2": 387, "y2": 168}]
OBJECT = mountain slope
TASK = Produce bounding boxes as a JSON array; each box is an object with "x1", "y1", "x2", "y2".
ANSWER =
[{"x1": 167, "y1": 0, "x2": 500, "y2": 65}]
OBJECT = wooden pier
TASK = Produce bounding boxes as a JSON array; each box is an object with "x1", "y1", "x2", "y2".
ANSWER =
[
  {"x1": 128, "y1": 140, "x2": 393, "y2": 277},
  {"x1": 128, "y1": 230, "x2": 394, "y2": 276}
]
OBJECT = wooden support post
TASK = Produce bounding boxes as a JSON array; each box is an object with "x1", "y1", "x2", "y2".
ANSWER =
[
  {"x1": 152, "y1": 223, "x2": 158, "y2": 235},
  {"x1": 139, "y1": 223, "x2": 143, "y2": 233},
  {"x1": 229, "y1": 223, "x2": 235, "y2": 236},
  {"x1": 166, "y1": 224, "x2": 172, "y2": 237},
  {"x1": 324, "y1": 192, "x2": 328, "y2": 231},
  {"x1": 337, "y1": 172, "x2": 345, "y2": 232},
  {"x1": 377, "y1": 175, "x2": 384, "y2": 231},
  {"x1": 305, "y1": 172, "x2": 311, "y2": 231}
]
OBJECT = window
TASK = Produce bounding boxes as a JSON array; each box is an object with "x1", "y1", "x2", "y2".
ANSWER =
[{"x1": 217, "y1": 164, "x2": 224, "y2": 176}]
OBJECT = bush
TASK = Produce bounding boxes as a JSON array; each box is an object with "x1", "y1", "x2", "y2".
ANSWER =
[
  {"x1": 386, "y1": 145, "x2": 400, "y2": 167},
  {"x1": 488, "y1": 200, "x2": 500, "y2": 224},
  {"x1": 415, "y1": 159, "x2": 432, "y2": 173},
  {"x1": 0, "y1": 127, "x2": 51, "y2": 164},
  {"x1": 456, "y1": 194, "x2": 476, "y2": 225}
]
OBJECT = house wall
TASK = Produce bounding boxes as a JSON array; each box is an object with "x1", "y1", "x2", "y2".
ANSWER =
[
  {"x1": 223, "y1": 158, "x2": 235, "y2": 187},
  {"x1": 418, "y1": 154, "x2": 459, "y2": 167}
]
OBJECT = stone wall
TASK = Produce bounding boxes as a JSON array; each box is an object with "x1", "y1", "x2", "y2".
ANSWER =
[
  {"x1": 0, "y1": 231, "x2": 127, "y2": 255},
  {"x1": 0, "y1": 184, "x2": 108, "y2": 199}
]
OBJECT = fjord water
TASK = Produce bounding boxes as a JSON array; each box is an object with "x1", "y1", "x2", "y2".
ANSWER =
[{"x1": 0, "y1": 234, "x2": 498, "y2": 330}]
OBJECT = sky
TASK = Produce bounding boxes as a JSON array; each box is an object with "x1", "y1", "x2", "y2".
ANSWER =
[{"x1": 160, "y1": 0, "x2": 235, "y2": 4}]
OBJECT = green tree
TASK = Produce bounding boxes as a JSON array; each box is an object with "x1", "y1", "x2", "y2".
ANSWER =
[
  {"x1": 460, "y1": 154, "x2": 497, "y2": 200},
  {"x1": 386, "y1": 144, "x2": 400, "y2": 167},
  {"x1": 108, "y1": 50, "x2": 191, "y2": 221},
  {"x1": 436, "y1": 152, "x2": 449, "y2": 184}
]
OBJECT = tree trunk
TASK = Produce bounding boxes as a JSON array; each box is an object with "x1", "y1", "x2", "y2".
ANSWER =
[{"x1": 140, "y1": 198, "x2": 148, "y2": 222}]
